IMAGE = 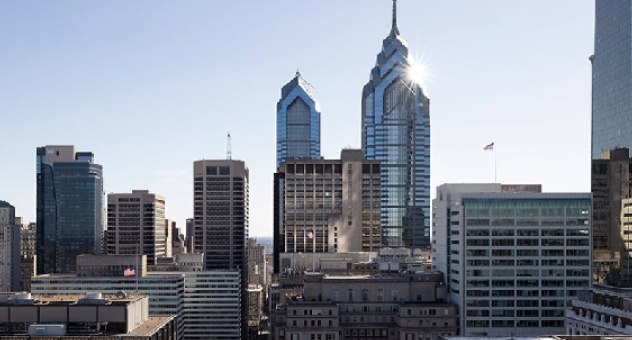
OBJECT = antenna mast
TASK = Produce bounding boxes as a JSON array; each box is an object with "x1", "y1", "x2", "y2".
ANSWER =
[{"x1": 226, "y1": 132, "x2": 232, "y2": 160}]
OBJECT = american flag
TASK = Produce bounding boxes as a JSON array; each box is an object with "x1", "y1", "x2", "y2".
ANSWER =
[
  {"x1": 123, "y1": 266, "x2": 135, "y2": 277},
  {"x1": 483, "y1": 142, "x2": 494, "y2": 151}
]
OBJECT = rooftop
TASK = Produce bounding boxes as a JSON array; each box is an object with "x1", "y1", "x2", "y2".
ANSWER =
[{"x1": 126, "y1": 316, "x2": 174, "y2": 337}]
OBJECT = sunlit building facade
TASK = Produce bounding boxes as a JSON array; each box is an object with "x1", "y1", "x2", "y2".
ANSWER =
[
  {"x1": 276, "y1": 71, "x2": 321, "y2": 169},
  {"x1": 361, "y1": 2, "x2": 430, "y2": 248},
  {"x1": 433, "y1": 184, "x2": 592, "y2": 336},
  {"x1": 106, "y1": 190, "x2": 168, "y2": 266}
]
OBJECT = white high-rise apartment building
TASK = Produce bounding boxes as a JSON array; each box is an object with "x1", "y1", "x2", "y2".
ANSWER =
[
  {"x1": 106, "y1": 190, "x2": 167, "y2": 265},
  {"x1": 432, "y1": 183, "x2": 592, "y2": 336}
]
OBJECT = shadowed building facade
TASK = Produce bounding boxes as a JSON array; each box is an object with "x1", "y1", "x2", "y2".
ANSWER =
[
  {"x1": 592, "y1": 149, "x2": 631, "y2": 257},
  {"x1": 361, "y1": 1, "x2": 430, "y2": 248}
]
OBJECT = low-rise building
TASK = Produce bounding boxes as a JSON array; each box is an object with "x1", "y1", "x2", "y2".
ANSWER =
[
  {"x1": 272, "y1": 271, "x2": 457, "y2": 340},
  {"x1": 566, "y1": 286, "x2": 632, "y2": 335},
  {"x1": 32, "y1": 254, "x2": 241, "y2": 340},
  {"x1": 31, "y1": 272, "x2": 185, "y2": 339},
  {"x1": 0, "y1": 292, "x2": 177, "y2": 339}
]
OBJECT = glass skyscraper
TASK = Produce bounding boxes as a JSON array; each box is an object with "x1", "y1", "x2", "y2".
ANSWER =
[
  {"x1": 36, "y1": 145, "x2": 104, "y2": 274},
  {"x1": 592, "y1": 0, "x2": 632, "y2": 158},
  {"x1": 361, "y1": 2, "x2": 430, "y2": 248},
  {"x1": 276, "y1": 71, "x2": 321, "y2": 169}
]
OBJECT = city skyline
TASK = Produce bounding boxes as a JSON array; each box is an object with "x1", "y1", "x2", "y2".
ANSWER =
[{"x1": 0, "y1": 1, "x2": 593, "y2": 237}]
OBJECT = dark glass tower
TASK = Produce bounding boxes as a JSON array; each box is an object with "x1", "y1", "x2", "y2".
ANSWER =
[
  {"x1": 36, "y1": 145, "x2": 104, "y2": 274},
  {"x1": 361, "y1": 1, "x2": 430, "y2": 248},
  {"x1": 276, "y1": 71, "x2": 321, "y2": 169},
  {"x1": 592, "y1": 0, "x2": 632, "y2": 158},
  {"x1": 590, "y1": 0, "x2": 632, "y2": 283}
]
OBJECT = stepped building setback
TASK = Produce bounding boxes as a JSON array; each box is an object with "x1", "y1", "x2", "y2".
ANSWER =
[{"x1": 361, "y1": 0, "x2": 431, "y2": 249}]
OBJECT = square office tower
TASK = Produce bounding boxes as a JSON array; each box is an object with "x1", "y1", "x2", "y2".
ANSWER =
[{"x1": 432, "y1": 183, "x2": 592, "y2": 336}]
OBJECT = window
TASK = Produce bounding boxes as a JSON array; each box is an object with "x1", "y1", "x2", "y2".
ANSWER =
[{"x1": 377, "y1": 289, "x2": 384, "y2": 301}]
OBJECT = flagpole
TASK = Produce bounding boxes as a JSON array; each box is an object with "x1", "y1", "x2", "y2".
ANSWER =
[
  {"x1": 136, "y1": 245, "x2": 139, "y2": 293},
  {"x1": 494, "y1": 148, "x2": 497, "y2": 183}
]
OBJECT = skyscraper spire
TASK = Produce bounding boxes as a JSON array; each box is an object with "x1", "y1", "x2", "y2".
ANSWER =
[{"x1": 391, "y1": 0, "x2": 399, "y2": 35}]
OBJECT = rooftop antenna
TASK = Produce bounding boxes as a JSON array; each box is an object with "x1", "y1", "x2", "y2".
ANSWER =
[
  {"x1": 226, "y1": 132, "x2": 232, "y2": 160},
  {"x1": 391, "y1": 0, "x2": 399, "y2": 35}
]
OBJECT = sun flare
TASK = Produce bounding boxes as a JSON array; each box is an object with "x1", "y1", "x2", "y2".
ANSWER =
[{"x1": 407, "y1": 61, "x2": 427, "y2": 85}]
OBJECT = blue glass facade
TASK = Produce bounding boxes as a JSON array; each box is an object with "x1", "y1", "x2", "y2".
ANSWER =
[
  {"x1": 36, "y1": 146, "x2": 104, "y2": 274},
  {"x1": 276, "y1": 72, "x2": 321, "y2": 168},
  {"x1": 362, "y1": 10, "x2": 431, "y2": 248},
  {"x1": 592, "y1": 0, "x2": 632, "y2": 158}
]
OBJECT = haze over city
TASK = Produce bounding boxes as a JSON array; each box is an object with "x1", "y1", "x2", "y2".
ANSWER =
[{"x1": 0, "y1": 1, "x2": 593, "y2": 236}]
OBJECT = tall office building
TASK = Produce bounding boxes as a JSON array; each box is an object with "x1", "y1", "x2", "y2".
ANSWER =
[
  {"x1": 36, "y1": 145, "x2": 104, "y2": 274},
  {"x1": 193, "y1": 159, "x2": 249, "y2": 336},
  {"x1": 106, "y1": 190, "x2": 168, "y2": 265},
  {"x1": 361, "y1": 1, "x2": 430, "y2": 248},
  {"x1": 592, "y1": 0, "x2": 632, "y2": 158},
  {"x1": 0, "y1": 201, "x2": 20, "y2": 292},
  {"x1": 193, "y1": 160, "x2": 248, "y2": 270},
  {"x1": 273, "y1": 149, "x2": 381, "y2": 272},
  {"x1": 432, "y1": 183, "x2": 592, "y2": 336},
  {"x1": 276, "y1": 71, "x2": 321, "y2": 169}
]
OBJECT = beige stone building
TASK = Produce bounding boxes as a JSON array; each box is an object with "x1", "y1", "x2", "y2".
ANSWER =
[
  {"x1": 0, "y1": 201, "x2": 20, "y2": 292},
  {"x1": 106, "y1": 190, "x2": 168, "y2": 265},
  {"x1": 272, "y1": 272, "x2": 457, "y2": 340},
  {"x1": 274, "y1": 149, "x2": 381, "y2": 272}
]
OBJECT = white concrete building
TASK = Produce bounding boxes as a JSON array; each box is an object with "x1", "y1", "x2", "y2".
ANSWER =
[
  {"x1": 432, "y1": 183, "x2": 592, "y2": 336},
  {"x1": 157, "y1": 271, "x2": 241, "y2": 340}
]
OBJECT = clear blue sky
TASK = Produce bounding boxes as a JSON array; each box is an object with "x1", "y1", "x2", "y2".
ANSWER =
[{"x1": 0, "y1": 1, "x2": 594, "y2": 237}]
